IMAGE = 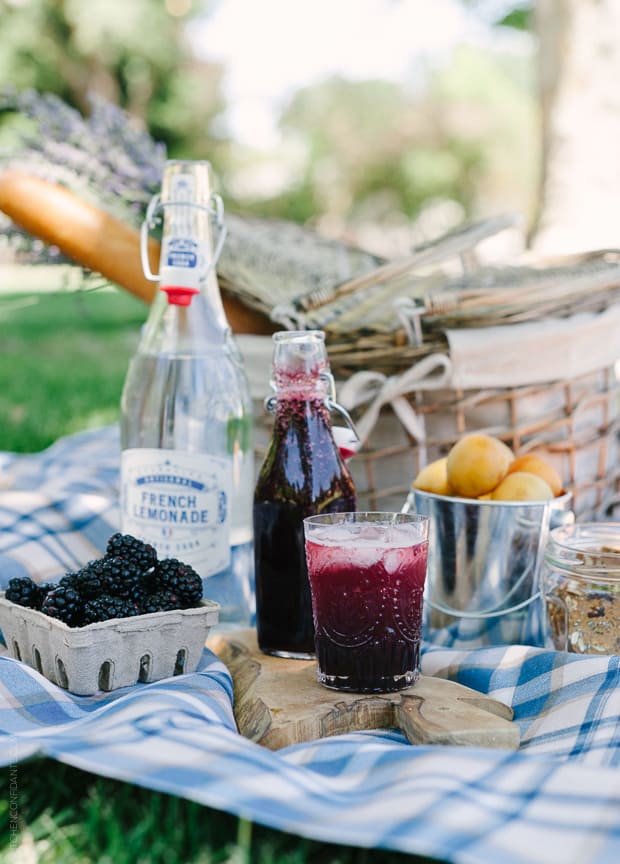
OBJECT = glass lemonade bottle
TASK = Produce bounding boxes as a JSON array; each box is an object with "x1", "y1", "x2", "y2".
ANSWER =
[
  {"x1": 120, "y1": 160, "x2": 255, "y2": 626},
  {"x1": 254, "y1": 330, "x2": 357, "y2": 658}
]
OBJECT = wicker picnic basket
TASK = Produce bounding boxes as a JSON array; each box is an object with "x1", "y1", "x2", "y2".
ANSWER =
[
  {"x1": 230, "y1": 216, "x2": 620, "y2": 521},
  {"x1": 4, "y1": 100, "x2": 618, "y2": 520},
  {"x1": 339, "y1": 363, "x2": 620, "y2": 518}
]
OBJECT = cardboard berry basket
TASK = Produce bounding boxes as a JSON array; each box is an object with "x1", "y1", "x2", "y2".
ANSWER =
[{"x1": 0, "y1": 594, "x2": 220, "y2": 696}]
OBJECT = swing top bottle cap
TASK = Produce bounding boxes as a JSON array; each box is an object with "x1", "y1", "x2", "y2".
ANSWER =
[
  {"x1": 159, "y1": 162, "x2": 213, "y2": 306},
  {"x1": 162, "y1": 286, "x2": 200, "y2": 306}
]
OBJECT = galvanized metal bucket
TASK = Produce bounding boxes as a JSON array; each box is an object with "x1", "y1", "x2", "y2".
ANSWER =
[{"x1": 402, "y1": 488, "x2": 574, "y2": 646}]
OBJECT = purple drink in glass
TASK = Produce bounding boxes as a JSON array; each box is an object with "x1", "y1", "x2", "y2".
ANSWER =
[{"x1": 304, "y1": 513, "x2": 429, "y2": 692}]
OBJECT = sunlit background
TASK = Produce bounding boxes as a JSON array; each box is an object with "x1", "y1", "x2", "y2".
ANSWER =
[
  {"x1": 193, "y1": 0, "x2": 537, "y2": 255},
  {"x1": 0, "y1": 0, "x2": 540, "y2": 255},
  {"x1": 1, "y1": 0, "x2": 619, "y2": 255}
]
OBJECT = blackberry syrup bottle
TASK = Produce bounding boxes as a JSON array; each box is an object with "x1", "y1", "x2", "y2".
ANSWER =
[
  {"x1": 254, "y1": 331, "x2": 356, "y2": 658},
  {"x1": 120, "y1": 160, "x2": 255, "y2": 627}
]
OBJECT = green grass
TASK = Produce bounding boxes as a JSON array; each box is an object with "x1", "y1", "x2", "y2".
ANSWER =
[
  {"x1": 0, "y1": 276, "x2": 438, "y2": 863},
  {"x1": 0, "y1": 760, "x2": 421, "y2": 864},
  {"x1": 0, "y1": 285, "x2": 146, "y2": 453}
]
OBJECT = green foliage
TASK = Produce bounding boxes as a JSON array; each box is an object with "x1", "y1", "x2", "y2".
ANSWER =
[
  {"x1": 0, "y1": 0, "x2": 539, "y2": 243},
  {"x1": 497, "y1": 6, "x2": 532, "y2": 31},
  {"x1": 243, "y1": 42, "x2": 536, "y2": 231},
  {"x1": 0, "y1": 0, "x2": 227, "y2": 162},
  {"x1": 462, "y1": 1, "x2": 533, "y2": 31},
  {"x1": 429, "y1": 44, "x2": 538, "y2": 218}
]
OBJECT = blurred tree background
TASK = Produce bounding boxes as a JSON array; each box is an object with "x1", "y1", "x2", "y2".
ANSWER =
[
  {"x1": 0, "y1": 0, "x2": 230, "y2": 162},
  {"x1": 0, "y1": 0, "x2": 539, "y2": 257},
  {"x1": 1, "y1": 0, "x2": 619, "y2": 257}
]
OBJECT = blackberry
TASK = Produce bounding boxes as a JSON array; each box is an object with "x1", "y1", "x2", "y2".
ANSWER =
[
  {"x1": 83, "y1": 594, "x2": 140, "y2": 624},
  {"x1": 5, "y1": 577, "x2": 41, "y2": 609},
  {"x1": 152, "y1": 559, "x2": 203, "y2": 607},
  {"x1": 141, "y1": 591, "x2": 183, "y2": 614},
  {"x1": 37, "y1": 582, "x2": 58, "y2": 607},
  {"x1": 106, "y1": 533, "x2": 157, "y2": 572},
  {"x1": 72, "y1": 559, "x2": 106, "y2": 599},
  {"x1": 58, "y1": 573, "x2": 78, "y2": 591},
  {"x1": 100, "y1": 556, "x2": 147, "y2": 603},
  {"x1": 41, "y1": 585, "x2": 84, "y2": 627}
]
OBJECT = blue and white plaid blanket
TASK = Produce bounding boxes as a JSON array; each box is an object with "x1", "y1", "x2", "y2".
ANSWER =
[{"x1": 1, "y1": 427, "x2": 620, "y2": 864}]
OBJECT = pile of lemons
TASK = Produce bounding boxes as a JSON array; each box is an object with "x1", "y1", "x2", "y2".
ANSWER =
[{"x1": 413, "y1": 433, "x2": 564, "y2": 502}]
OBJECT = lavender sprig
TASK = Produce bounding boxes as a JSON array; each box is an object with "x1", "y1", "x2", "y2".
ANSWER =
[{"x1": 0, "y1": 89, "x2": 166, "y2": 264}]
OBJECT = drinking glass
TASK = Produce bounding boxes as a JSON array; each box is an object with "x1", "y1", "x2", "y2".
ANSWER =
[{"x1": 303, "y1": 512, "x2": 430, "y2": 692}]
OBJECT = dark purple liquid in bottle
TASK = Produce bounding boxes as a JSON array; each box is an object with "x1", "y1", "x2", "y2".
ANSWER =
[{"x1": 254, "y1": 393, "x2": 356, "y2": 657}]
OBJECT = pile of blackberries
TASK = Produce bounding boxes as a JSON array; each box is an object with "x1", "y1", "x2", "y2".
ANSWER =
[{"x1": 4, "y1": 533, "x2": 203, "y2": 628}]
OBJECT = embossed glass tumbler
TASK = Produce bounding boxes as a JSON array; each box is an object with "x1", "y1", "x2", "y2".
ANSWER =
[{"x1": 303, "y1": 512, "x2": 430, "y2": 693}]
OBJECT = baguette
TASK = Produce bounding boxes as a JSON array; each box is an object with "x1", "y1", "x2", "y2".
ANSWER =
[{"x1": 0, "y1": 169, "x2": 274, "y2": 334}]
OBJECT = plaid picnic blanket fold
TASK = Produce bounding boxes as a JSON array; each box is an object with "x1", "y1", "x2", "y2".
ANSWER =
[{"x1": 1, "y1": 427, "x2": 620, "y2": 864}]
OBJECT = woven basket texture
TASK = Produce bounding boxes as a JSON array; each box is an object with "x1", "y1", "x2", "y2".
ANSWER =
[
  {"x1": 250, "y1": 356, "x2": 620, "y2": 522},
  {"x1": 346, "y1": 367, "x2": 620, "y2": 518},
  {"x1": 239, "y1": 219, "x2": 620, "y2": 521}
]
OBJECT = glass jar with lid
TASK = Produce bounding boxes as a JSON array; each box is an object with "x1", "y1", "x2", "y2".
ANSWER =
[{"x1": 542, "y1": 522, "x2": 620, "y2": 654}]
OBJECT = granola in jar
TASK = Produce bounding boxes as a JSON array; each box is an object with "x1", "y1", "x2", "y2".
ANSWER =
[{"x1": 543, "y1": 523, "x2": 620, "y2": 654}]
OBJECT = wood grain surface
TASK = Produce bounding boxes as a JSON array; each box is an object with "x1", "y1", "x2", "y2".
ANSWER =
[{"x1": 208, "y1": 629, "x2": 520, "y2": 751}]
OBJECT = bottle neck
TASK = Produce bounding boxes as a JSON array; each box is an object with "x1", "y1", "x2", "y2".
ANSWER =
[
  {"x1": 271, "y1": 392, "x2": 335, "y2": 445},
  {"x1": 274, "y1": 389, "x2": 328, "y2": 409},
  {"x1": 269, "y1": 349, "x2": 333, "y2": 431},
  {"x1": 141, "y1": 161, "x2": 231, "y2": 351},
  {"x1": 271, "y1": 360, "x2": 330, "y2": 397},
  {"x1": 140, "y1": 286, "x2": 229, "y2": 355}
]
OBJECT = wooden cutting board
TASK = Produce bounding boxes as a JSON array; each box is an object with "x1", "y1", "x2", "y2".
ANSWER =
[{"x1": 208, "y1": 629, "x2": 520, "y2": 751}]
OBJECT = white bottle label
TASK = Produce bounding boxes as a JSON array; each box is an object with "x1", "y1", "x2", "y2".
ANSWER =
[{"x1": 120, "y1": 448, "x2": 232, "y2": 578}]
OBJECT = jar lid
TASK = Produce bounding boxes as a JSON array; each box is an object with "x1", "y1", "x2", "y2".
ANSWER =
[{"x1": 545, "y1": 521, "x2": 620, "y2": 581}]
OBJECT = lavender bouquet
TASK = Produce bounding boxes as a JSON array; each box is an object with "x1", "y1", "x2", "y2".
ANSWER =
[{"x1": 0, "y1": 89, "x2": 166, "y2": 263}]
